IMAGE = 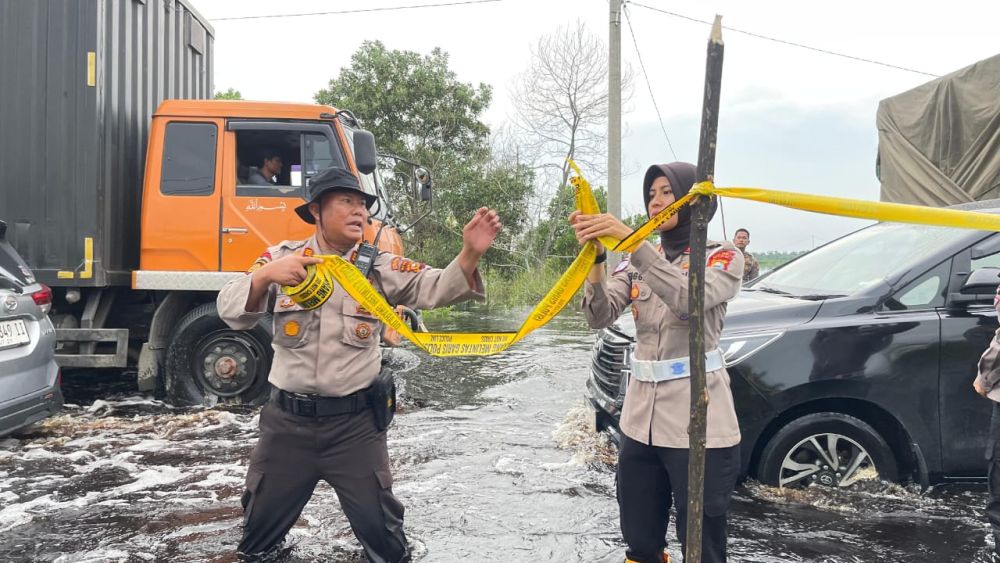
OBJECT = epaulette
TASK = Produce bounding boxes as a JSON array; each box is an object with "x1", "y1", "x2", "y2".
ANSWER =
[
  {"x1": 275, "y1": 239, "x2": 309, "y2": 251},
  {"x1": 612, "y1": 258, "x2": 630, "y2": 275}
]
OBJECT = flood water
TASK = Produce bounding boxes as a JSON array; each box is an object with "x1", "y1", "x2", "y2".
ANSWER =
[{"x1": 0, "y1": 310, "x2": 996, "y2": 562}]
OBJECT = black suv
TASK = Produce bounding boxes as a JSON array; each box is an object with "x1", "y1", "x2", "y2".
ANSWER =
[{"x1": 587, "y1": 200, "x2": 1000, "y2": 488}]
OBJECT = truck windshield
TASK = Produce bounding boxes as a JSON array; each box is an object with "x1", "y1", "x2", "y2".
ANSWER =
[{"x1": 757, "y1": 222, "x2": 974, "y2": 297}]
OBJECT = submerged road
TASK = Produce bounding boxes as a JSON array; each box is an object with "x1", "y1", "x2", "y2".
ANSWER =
[{"x1": 0, "y1": 310, "x2": 993, "y2": 562}]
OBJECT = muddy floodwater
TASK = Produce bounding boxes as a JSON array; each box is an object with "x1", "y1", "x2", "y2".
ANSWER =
[{"x1": 0, "y1": 310, "x2": 996, "y2": 562}]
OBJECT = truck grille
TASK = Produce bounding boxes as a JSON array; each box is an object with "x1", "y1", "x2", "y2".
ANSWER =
[{"x1": 591, "y1": 326, "x2": 632, "y2": 401}]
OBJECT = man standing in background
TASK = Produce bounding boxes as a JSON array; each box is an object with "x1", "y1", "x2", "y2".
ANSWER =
[{"x1": 733, "y1": 228, "x2": 759, "y2": 283}]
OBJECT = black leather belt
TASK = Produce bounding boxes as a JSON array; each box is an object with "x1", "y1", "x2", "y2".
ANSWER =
[{"x1": 271, "y1": 387, "x2": 372, "y2": 417}]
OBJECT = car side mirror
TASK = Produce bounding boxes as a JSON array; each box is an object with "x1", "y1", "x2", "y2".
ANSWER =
[
  {"x1": 950, "y1": 267, "x2": 1000, "y2": 306},
  {"x1": 352, "y1": 129, "x2": 377, "y2": 175},
  {"x1": 961, "y1": 268, "x2": 1000, "y2": 295},
  {"x1": 0, "y1": 220, "x2": 6, "y2": 240},
  {"x1": 415, "y1": 167, "x2": 432, "y2": 202}
]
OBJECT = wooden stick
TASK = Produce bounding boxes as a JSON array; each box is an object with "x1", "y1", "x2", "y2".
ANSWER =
[{"x1": 686, "y1": 14, "x2": 724, "y2": 563}]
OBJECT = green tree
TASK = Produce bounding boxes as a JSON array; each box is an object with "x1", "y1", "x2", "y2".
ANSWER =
[
  {"x1": 756, "y1": 250, "x2": 807, "y2": 271},
  {"x1": 214, "y1": 87, "x2": 243, "y2": 100},
  {"x1": 315, "y1": 41, "x2": 533, "y2": 268},
  {"x1": 510, "y1": 22, "x2": 633, "y2": 262}
]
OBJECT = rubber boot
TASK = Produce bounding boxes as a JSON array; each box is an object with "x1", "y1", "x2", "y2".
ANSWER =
[{"x1": 625, "y1": 552, "x2": 669, "y2": 563}]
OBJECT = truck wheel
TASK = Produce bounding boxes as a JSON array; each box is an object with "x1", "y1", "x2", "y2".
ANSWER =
[
  {"x1": 757, "y1": 412, "x2": 898, "y2": 489},
  {"x1": 164, "y1": 302, "x2": 272, "y2": 406}
]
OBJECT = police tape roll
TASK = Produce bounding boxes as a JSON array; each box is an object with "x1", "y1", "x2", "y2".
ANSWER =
[{"x1": 281, "y1": 263, "x2": 335, "y2": 310}]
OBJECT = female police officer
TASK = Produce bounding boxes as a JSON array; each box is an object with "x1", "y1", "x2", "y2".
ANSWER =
[
  {"x1": 570, "y1": 162, "x2": 743, "y2": 563},
  {"x1": 218, "y1": 167, "x2": 502, "y2": 561}
]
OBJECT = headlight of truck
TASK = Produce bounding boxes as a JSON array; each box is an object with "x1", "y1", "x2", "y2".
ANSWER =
[{"x1": 719, "y1": 331, "x2": 783, "y2": 367}]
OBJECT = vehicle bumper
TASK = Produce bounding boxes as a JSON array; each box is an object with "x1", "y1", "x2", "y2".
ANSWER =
[
  {"x1": 585, "y1": 377, "x2": 622, "y2": 443},
  {"x1": 0, "y1": 380, "x2": 64, "y2": 437}
]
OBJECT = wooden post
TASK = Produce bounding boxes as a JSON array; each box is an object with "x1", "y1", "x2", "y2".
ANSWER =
[{"x1": 686, "y1": 15, "x2": 724, "y2": 563}]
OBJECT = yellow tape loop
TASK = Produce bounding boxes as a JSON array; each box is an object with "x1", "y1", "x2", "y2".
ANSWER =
[
  {"x1": 690, "y1": 181, "x2": 715, "y2": 196},
  {"x1": 281, "y1": 264, "x2": 335, "y2": 310}
]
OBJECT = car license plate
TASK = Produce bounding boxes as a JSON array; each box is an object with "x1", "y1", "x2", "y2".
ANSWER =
[{"x1": 0, "y1": 319, "x2": 29, "y2": 350}]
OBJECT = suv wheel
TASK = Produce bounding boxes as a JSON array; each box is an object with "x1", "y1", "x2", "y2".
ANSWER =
[
  {"x1": 164, "y1": 303, "x2": 273, "y2": 406},
  {"x1": 758, "y1": 412, "x2": 898, "y2": 488}
]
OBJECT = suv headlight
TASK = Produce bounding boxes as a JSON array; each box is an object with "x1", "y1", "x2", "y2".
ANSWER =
[{"x1": 719, "y1": 331, "x2": 783, "y2": 367}]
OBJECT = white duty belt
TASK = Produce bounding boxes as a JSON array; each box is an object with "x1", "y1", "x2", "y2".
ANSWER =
[{"x1": 630, "y1": 349, "x2": 725, "y2": 383}]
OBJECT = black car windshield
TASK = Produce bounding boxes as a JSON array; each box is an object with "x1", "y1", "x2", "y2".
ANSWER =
[{"x1": 757, "y1": 222, "x2": 972, "y2": 297}]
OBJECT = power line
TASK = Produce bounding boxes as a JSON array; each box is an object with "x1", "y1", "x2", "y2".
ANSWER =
[
  {"x1": 209, "y1": 0, "x2": 502, "y2": 22},
  {"x1": 622, "y1": 4, "x2": 678, "y2": 160},
  {"x1": 627, "y1": 1, "x2": 939, "y2": 78}
]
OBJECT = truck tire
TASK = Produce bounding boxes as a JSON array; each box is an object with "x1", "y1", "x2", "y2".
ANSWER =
[
  {"x1": 164, "y1": 302, "x2": 273, "y2": 406},
  {"x1": 757, "y1": 412, "x2": 898, "y2": 489}
]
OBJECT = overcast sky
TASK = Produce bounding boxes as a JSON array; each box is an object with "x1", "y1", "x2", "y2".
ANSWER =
[{"x1": 201, "y1": 0, "x2": 999, "y2": 251}]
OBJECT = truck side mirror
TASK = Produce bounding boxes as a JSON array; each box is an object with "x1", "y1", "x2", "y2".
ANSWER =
[
  {"x1": 352, "y1": 129, "x2": 377, "y2": 175},
  {"x1": 415, "y1": 167, "x2": 432, "y2": 202},
  {"x1": 0, "y1": 220, "x2": 6, "y2": 240}
]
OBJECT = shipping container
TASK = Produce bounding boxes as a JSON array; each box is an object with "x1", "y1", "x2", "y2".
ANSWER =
[{"x1": 0, "y1": 0, "x2": 214, "y2": 287}]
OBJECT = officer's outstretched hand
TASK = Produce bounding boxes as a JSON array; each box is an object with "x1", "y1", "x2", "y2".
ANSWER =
[
  {"x1": 461, "y1": 207, "x2": 503, "y2": 258},
  {"x1": 571, "y1": 211, "x2": 632, "y2": 244},
  {"x1": 258, "y1": 254, "x2": 324, "y2": 287}
]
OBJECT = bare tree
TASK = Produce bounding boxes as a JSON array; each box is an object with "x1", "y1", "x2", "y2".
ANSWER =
[{"x1": 510, "y1": 20, "x2": 633, "y2": 262}]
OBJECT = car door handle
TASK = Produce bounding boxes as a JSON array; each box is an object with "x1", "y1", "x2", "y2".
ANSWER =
[{"x1": 222, "y1": 227, "x2": 248, "y2": 234}]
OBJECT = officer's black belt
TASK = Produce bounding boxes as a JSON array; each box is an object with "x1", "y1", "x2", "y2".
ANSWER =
[{"x1": 271, "y1": 387, "x2": 372, "y2": 417}]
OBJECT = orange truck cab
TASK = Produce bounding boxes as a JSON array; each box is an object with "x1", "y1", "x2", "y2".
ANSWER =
[
  {"x1": 0, "y1": 0, "x2": 429, "y2": 405},
  {"x1": 138, "y1": 101, "x2": 402, "y2": 276},
  {"x1": 128, "y1": 101, "x2": 414, "y2": 405}
]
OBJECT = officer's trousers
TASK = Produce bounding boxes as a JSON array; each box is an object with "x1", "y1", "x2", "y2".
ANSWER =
[
  {"x1": 617, "y1": 434, "x2": 740, "y2": 563},
  {"x1": 237, "y1": 403, "x2": 409, "y2": 562}
]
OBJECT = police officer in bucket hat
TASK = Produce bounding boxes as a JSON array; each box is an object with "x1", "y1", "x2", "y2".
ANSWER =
[{"x1": 217, "y1": 165, "x2": 503, "y2": 560}]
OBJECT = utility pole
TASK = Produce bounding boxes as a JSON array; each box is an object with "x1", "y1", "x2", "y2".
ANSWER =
[
  {"x1": 608, "y1": 0, "x2": 622, "y2": 265},
  {"x1": 687, "y1": 15, "x2": 725, "y2": 563}
]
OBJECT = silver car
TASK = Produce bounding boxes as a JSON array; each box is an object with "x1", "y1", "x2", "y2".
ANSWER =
[{"x1": 0, "y1": 221, "x2": 62, "y2": 437}]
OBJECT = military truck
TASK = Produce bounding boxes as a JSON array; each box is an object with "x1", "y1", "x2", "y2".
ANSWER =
[{"x1": 0, "y1": 0, "x2": 429, "y2": 405}]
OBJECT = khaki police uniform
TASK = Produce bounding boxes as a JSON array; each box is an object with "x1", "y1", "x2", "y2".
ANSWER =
[
  {"x1": 583, "y1": 240, "x2": 743, "y2": 563},
  {"x1": 974, "y1": 286, "x2": 1000, "y2": 556},
  {"x1": 218, "y1": 235, "x2": 484, "y2": 560}
]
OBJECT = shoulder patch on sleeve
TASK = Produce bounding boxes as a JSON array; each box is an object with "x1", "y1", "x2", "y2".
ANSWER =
[
  {"x1": 390, "y1": 256, "x2": 428, "y2": 274},
  {"x1": 612, "y1": 259, "x2": 630, "y2": 275},
  {"x1": 707, "y1": 249, "x2": 736, "y2": 271},
  {"x1": 246, "y1": 250, "x2": 272, "y2": 274}
]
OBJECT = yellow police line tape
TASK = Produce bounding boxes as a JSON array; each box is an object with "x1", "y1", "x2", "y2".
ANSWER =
[
  {"x1": 284, "y1": 164, "x2": 1000, "y2": 357},
  {"x1": 686, "y1": 183, "x2": 1000, "y2": 231}
]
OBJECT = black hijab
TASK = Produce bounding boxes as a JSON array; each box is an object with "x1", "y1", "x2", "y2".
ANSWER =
[{"x1": 642, "y1": 162, "x2": 717, "y2": 262}]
